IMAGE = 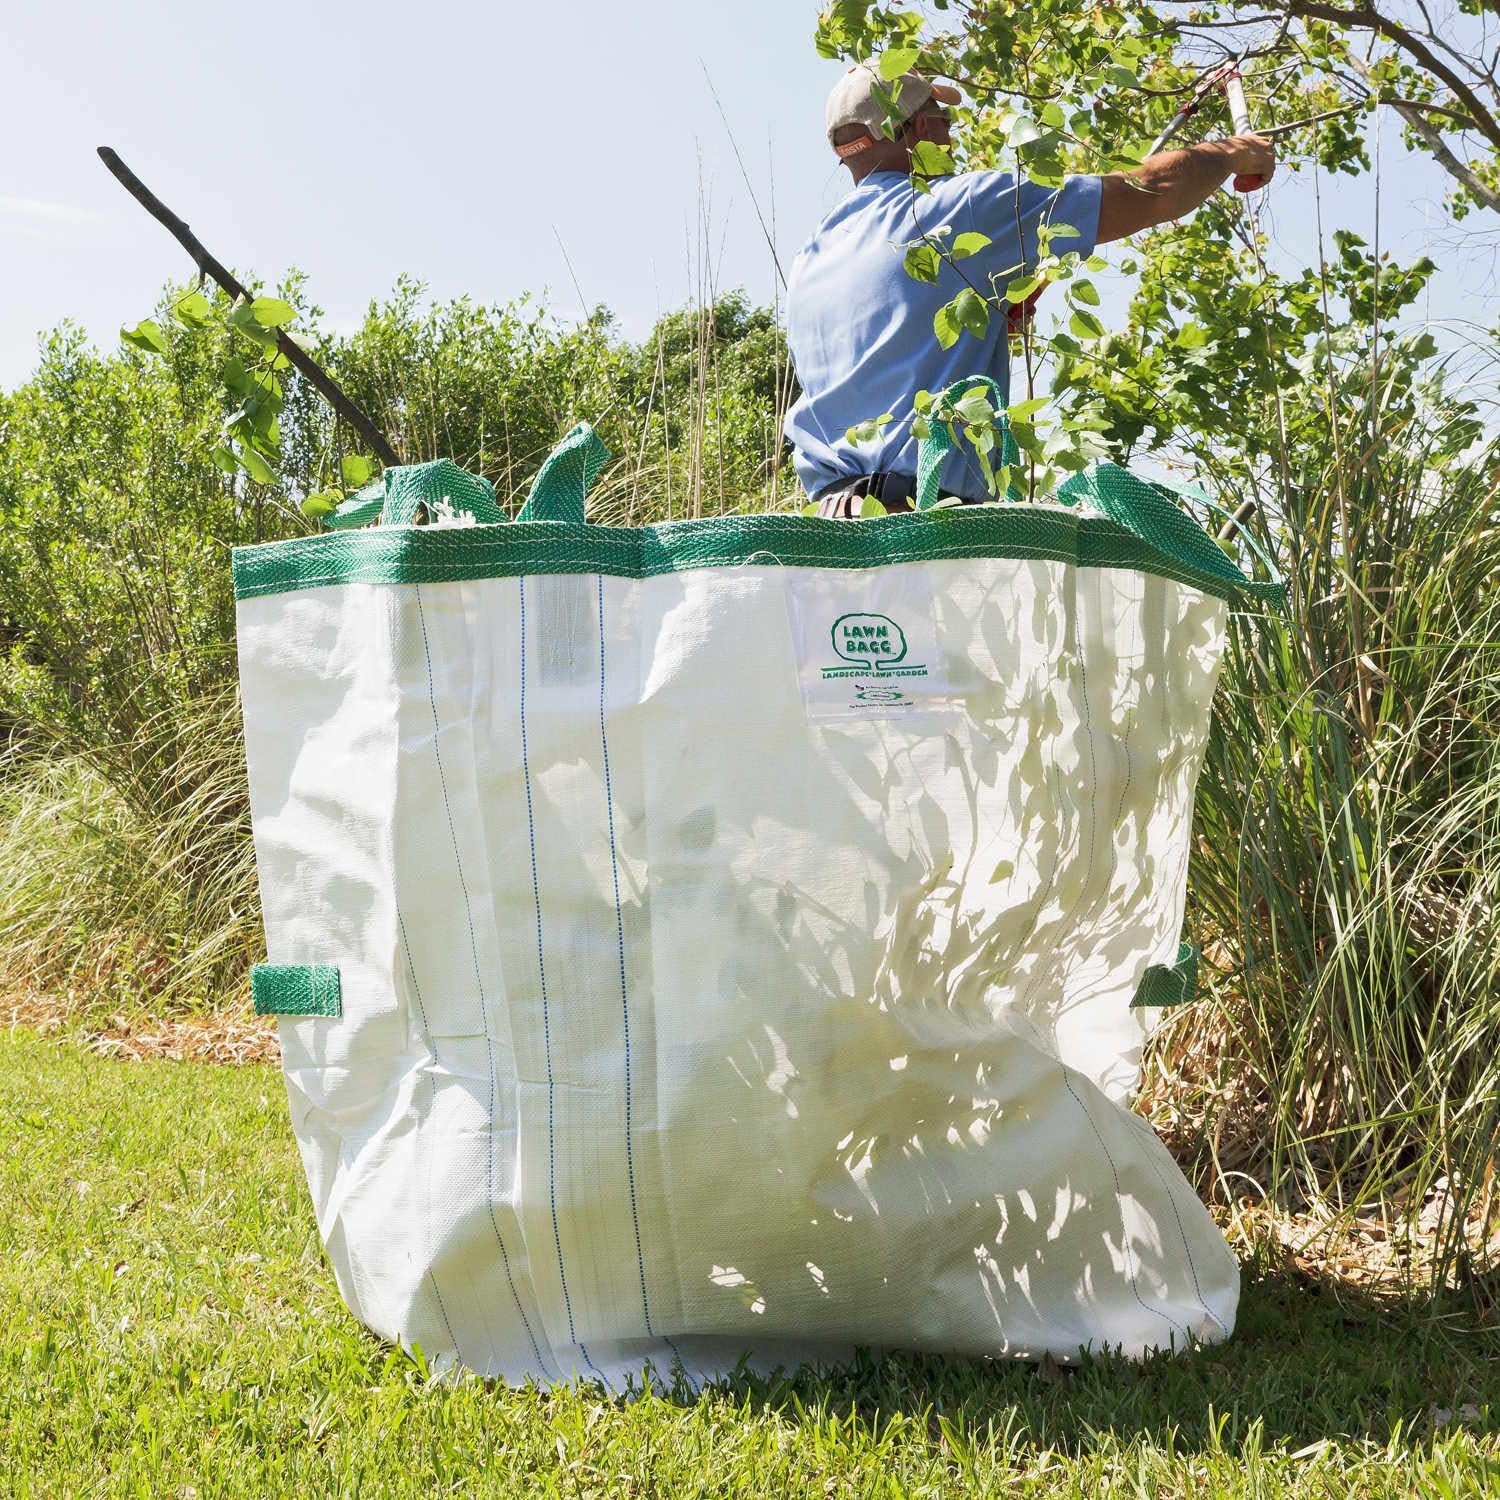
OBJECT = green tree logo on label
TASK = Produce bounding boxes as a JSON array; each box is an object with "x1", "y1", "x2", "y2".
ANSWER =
[{"x1": 831, "y1": 613, "x2": 908, "y2": 668}]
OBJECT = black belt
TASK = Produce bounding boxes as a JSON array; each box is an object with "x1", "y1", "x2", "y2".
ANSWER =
[
  {"x1": 811, "y1": 470, "x2": 978, "y2": 517},
  {"x1": 813, "y1": 470, "x2": 919, "y2": 507}
]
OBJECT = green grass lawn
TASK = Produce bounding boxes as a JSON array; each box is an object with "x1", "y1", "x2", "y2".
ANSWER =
[{"x1": 3, "y1": 1028, "x2": 1498, "y2": 1498}]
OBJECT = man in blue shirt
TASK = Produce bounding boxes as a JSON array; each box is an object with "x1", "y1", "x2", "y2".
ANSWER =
[{"x1": 785, "y1": 64, "x2": 1276, "y2": 514}]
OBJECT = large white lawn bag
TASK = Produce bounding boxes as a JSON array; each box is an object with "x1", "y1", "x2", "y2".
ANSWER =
[{"x1": 233, "y1": 413, "x2": 1282, "y2": 1389}]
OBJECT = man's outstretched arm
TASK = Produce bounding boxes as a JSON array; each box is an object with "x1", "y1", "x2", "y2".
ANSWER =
[{"x1": 1095, "y1": 135, "x2": 1276, "y2": 244}]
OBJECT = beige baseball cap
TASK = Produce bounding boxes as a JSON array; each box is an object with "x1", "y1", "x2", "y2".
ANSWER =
[{"x1": 826, "y1": 62, "x2": 961, "y2": 158}]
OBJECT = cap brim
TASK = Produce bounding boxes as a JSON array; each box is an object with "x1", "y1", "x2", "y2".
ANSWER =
[{"x1": 930, "y1": 83, "x2": 961, "y2": 105}]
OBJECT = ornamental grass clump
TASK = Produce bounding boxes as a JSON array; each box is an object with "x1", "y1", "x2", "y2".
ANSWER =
[{"x1": 1161, "y1": 343, "x2": 1500, "y2": 1294}]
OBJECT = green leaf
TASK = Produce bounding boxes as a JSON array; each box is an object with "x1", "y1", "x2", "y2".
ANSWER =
[
  {"x1": 953, "y1": 388, "x2": 996, "y2": 428},
  {"x1": 903, "y1": 244, "x2": 941, "y2": 284},
  {"x1": 955, "y1": 288, "x2": 990, "y2": 340},
  {"x1": 934, "y1": 301, "x2": 962, "y2": 350},
  {"x1": 235, "y1": 322, "x2": 280, "y2": 351},
  {"x1": 989, "y1": 858, "x2": 1014, "y2": 884},
  {"x1": 119, "y1": 319, "x2": 167, "y2": 355},
  {"x1": 1025, "y1": 156, "x2": 1067, "y2": 187},
  {"x1": 1104, "y1": 64, "x2": 1140, "y2": 89},
  {"x1": 1175, "y1": 322, "x2": 1212, "y2": 350},
  {"x1": 251, "y1": 296, "x2": 297, "y2": 328},
  {"x1": 859, "y1": 494, "x2": 888, "y2": 518},
  {"x1": 1069, "y1": 308, "x2": 1106, "y2": 339},
  {"x1": 950, "y1": 232, "x2": 991, "y2": 260},
  {"x1": 845, "y1": 412, "x2": 894, "y2": 446},
  {"x1": 1071, "y1": 279, "x2": 1100, "y2": 305},
  {"x1": 237, "y1": 444, "x2": 276, "y2": 486},
  {"x1": 1008, "y1": 116, "x2": 1042, "y2": 148},
  {"x1": 226, "y1": 300, "x2": 257, "y2": 329},
  {"x1": 219, "y1": 357, "x2": 254, "y2": 397},
  {"x1": 208, "y1": 446, "x2": 239, "y2": 476},
  {"x1": 171, "y1": 291, "x2": 213, "y2": 328},
  {"x1": 301, "y1": 490, "x2": 340, "y2": 518},
  {"x1": 879, "y1": 46, "x2": 920, "y2": 79},
  {"x1": 801, "y1": 502, "x2": 821, "y2": 516},
  {"x1": 341, "y1": 453, "x2": 377, "y2": 487},
  {"x1": 1007, "y1": 397, "x2": 1048, "y2": 421},
  {"x1": 913, "y1": 388, "x2": 934, "y2": 414},
  {"x1": 1004, "y1": 274, "x2": 1040, "y2": 304},
  {"x1": 912, "y1": 416, "x2": 931, "y2": 440},
  {"x1": 909, "y1": 140, "x2": 955, "y2": 178}
]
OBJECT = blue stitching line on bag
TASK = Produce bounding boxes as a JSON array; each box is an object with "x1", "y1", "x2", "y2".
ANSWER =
[
  {"x1": 1052, "y1": 576, "x2": 1184, "y2": 1348},
  {"x1": 395, "y1": 910, "x2": 464, "y2": 1365},
  {"x1": 1061, "y1": 1072, "x2": 1188, "y2": 1347},
  {"x1": 414, "y1": 584, "x2": 551, "y2": 1375},
  {"x1": 596, "y1": 575, "x2": 687, "y2": 1381},
  {"x1": 1134, "y1": 581, "x2": 1224, "y2": 1338},
  {"x1": 519, "y1": 577, "x2": 604, "y2": 1382},
  {"x1": 1138, "y1": 1129, "x2": 1228, "y2": 1337}
]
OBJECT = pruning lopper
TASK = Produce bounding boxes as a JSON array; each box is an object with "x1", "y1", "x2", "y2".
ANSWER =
[{"x1": 1147, "y1": 48, "x2": 1268, "y2": 191}]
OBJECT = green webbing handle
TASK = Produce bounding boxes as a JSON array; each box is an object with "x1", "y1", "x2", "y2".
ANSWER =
[
  {"x1": 516, "y1": 423, "x2": 611, "y2": 524},
  {"x1": 378, "y1": 458, "x2": 505, "y2": 528},
  {"x1": 325, "y1": 479, "x2": 387, "y2": 531},
  {"x1": 1057, "y1": 463, "x2": 1285, "y2": 609},
  {"x1": 1142, "y1": 473, "x2": 1285, "y2": 594},
  {"x1": 914, "y1": 376, "x2": 1022, "y2": 511}
]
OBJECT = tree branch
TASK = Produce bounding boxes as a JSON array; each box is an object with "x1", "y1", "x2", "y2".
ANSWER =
[
  {"x1": 97, "y1": 147, "x2": 402, "y2": 468},
  {"x1": 1284, "y1": 0, "x2": 1500, "y2": 149},
  {"x1": 1343, "y1": 54, "x2": 1500, "y2": 212}
]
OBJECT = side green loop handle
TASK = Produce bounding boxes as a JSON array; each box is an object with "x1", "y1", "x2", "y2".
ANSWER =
[
  {"x1": 914, "y1": 376, "x2": 1022, "y2": 511},
  {"x1": 378, "y1": 458, "x2": 504, "y2": 528},
  {"x1": 1141, "y1": 473, "x2": 1285, "y2": 594},
  {"x1": 1057, "y1": 463, "x2": 1285, "y2": 609},
  {"x1": 516, "y1": 423, "x2": 611, "y2": 524}
]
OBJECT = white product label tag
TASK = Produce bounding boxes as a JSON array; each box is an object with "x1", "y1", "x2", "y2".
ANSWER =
[{"x1": 784, "y1": 569, "x2": 957, "y2": 721}]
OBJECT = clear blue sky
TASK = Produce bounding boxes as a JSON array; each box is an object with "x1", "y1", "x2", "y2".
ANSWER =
[{"x1": 1, "y1": 0, "x2": 1487, "y2": 392}]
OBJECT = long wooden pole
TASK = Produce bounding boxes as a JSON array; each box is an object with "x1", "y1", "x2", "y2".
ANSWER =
[{"x1": 97, "y1": 147, "x2": 401, "y2": 468}]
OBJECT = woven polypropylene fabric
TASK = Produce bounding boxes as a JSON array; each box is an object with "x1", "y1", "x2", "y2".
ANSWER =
[
  {"x1": 233, "y1": 499, "x2": 1274, "y2": 604},
  {"x1": 325, "y1": 479, "x2": 387, "y2": 531},
  {"x1": 1129, "y1": 944, "x2": 1199, "y2": 1009},
  {"x1": 380, "y1": 459, "x2": 504, "y2": 527},
  {"x1": 1059, "y1": 465, "x2": 1282, "y2": 607},
  {"x1": 252, "y1": 963, "x2": 342, "y2": 1017},
  {"x1": 516, "y1": 422, "x2": 610, "y2": 524}
]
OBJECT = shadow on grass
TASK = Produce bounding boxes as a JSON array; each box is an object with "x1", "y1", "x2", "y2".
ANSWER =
[{"x1": 669, "y1": 1261, "x2": 1500, "y2": 1454}]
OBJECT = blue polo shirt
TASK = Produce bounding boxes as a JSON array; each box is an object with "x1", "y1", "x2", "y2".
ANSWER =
[{"x1": 783, "y1": 170, "x2": 1102, "y2": 502}]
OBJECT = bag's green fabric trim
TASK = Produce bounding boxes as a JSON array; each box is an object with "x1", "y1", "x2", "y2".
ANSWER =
[
  {"x1": 252, "y1": 963, "x2": 342, "y2": 1018},
  {"x1": 915, "y1": 375, "x2": 1022, "y2": 510},
  {"x1": 325, "y1": 479, "x2": 387, "y2": 531},
  {"x1": 516, "y1": 422, "x2": 610, "y2": 524},
  {"x1": 234, "y1": 496, "x2": 1280, "y2": 606},
  {"x1": 381, "y1": 458, "x2": 504, "y2": 528},
  {"x1": 1130, "y1": 943, "x2": 1199, "y2": 1009},
  {"x1": 1059, "y1": 464, "x2": 1284, "y2": 609}
]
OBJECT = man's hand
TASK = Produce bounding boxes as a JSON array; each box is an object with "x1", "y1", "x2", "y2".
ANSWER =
[
  {"x1": 1097, "y1": 134, "x2": 1277, "y2": 244},
  {"x1": 1222, "y1": 133, "x2": 1276, "y2": 190}
]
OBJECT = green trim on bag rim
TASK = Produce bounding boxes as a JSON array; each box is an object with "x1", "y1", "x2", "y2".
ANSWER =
[
  {"x1": 1130, "y1": 944, "x2": 1199, "y2": 1009},
  {"x1": 234, "y1": 503, "x2": 1284, "y2": 607},
  {"x1": 252, "y1": 963, "x2": 342, "y2": 1017}
]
